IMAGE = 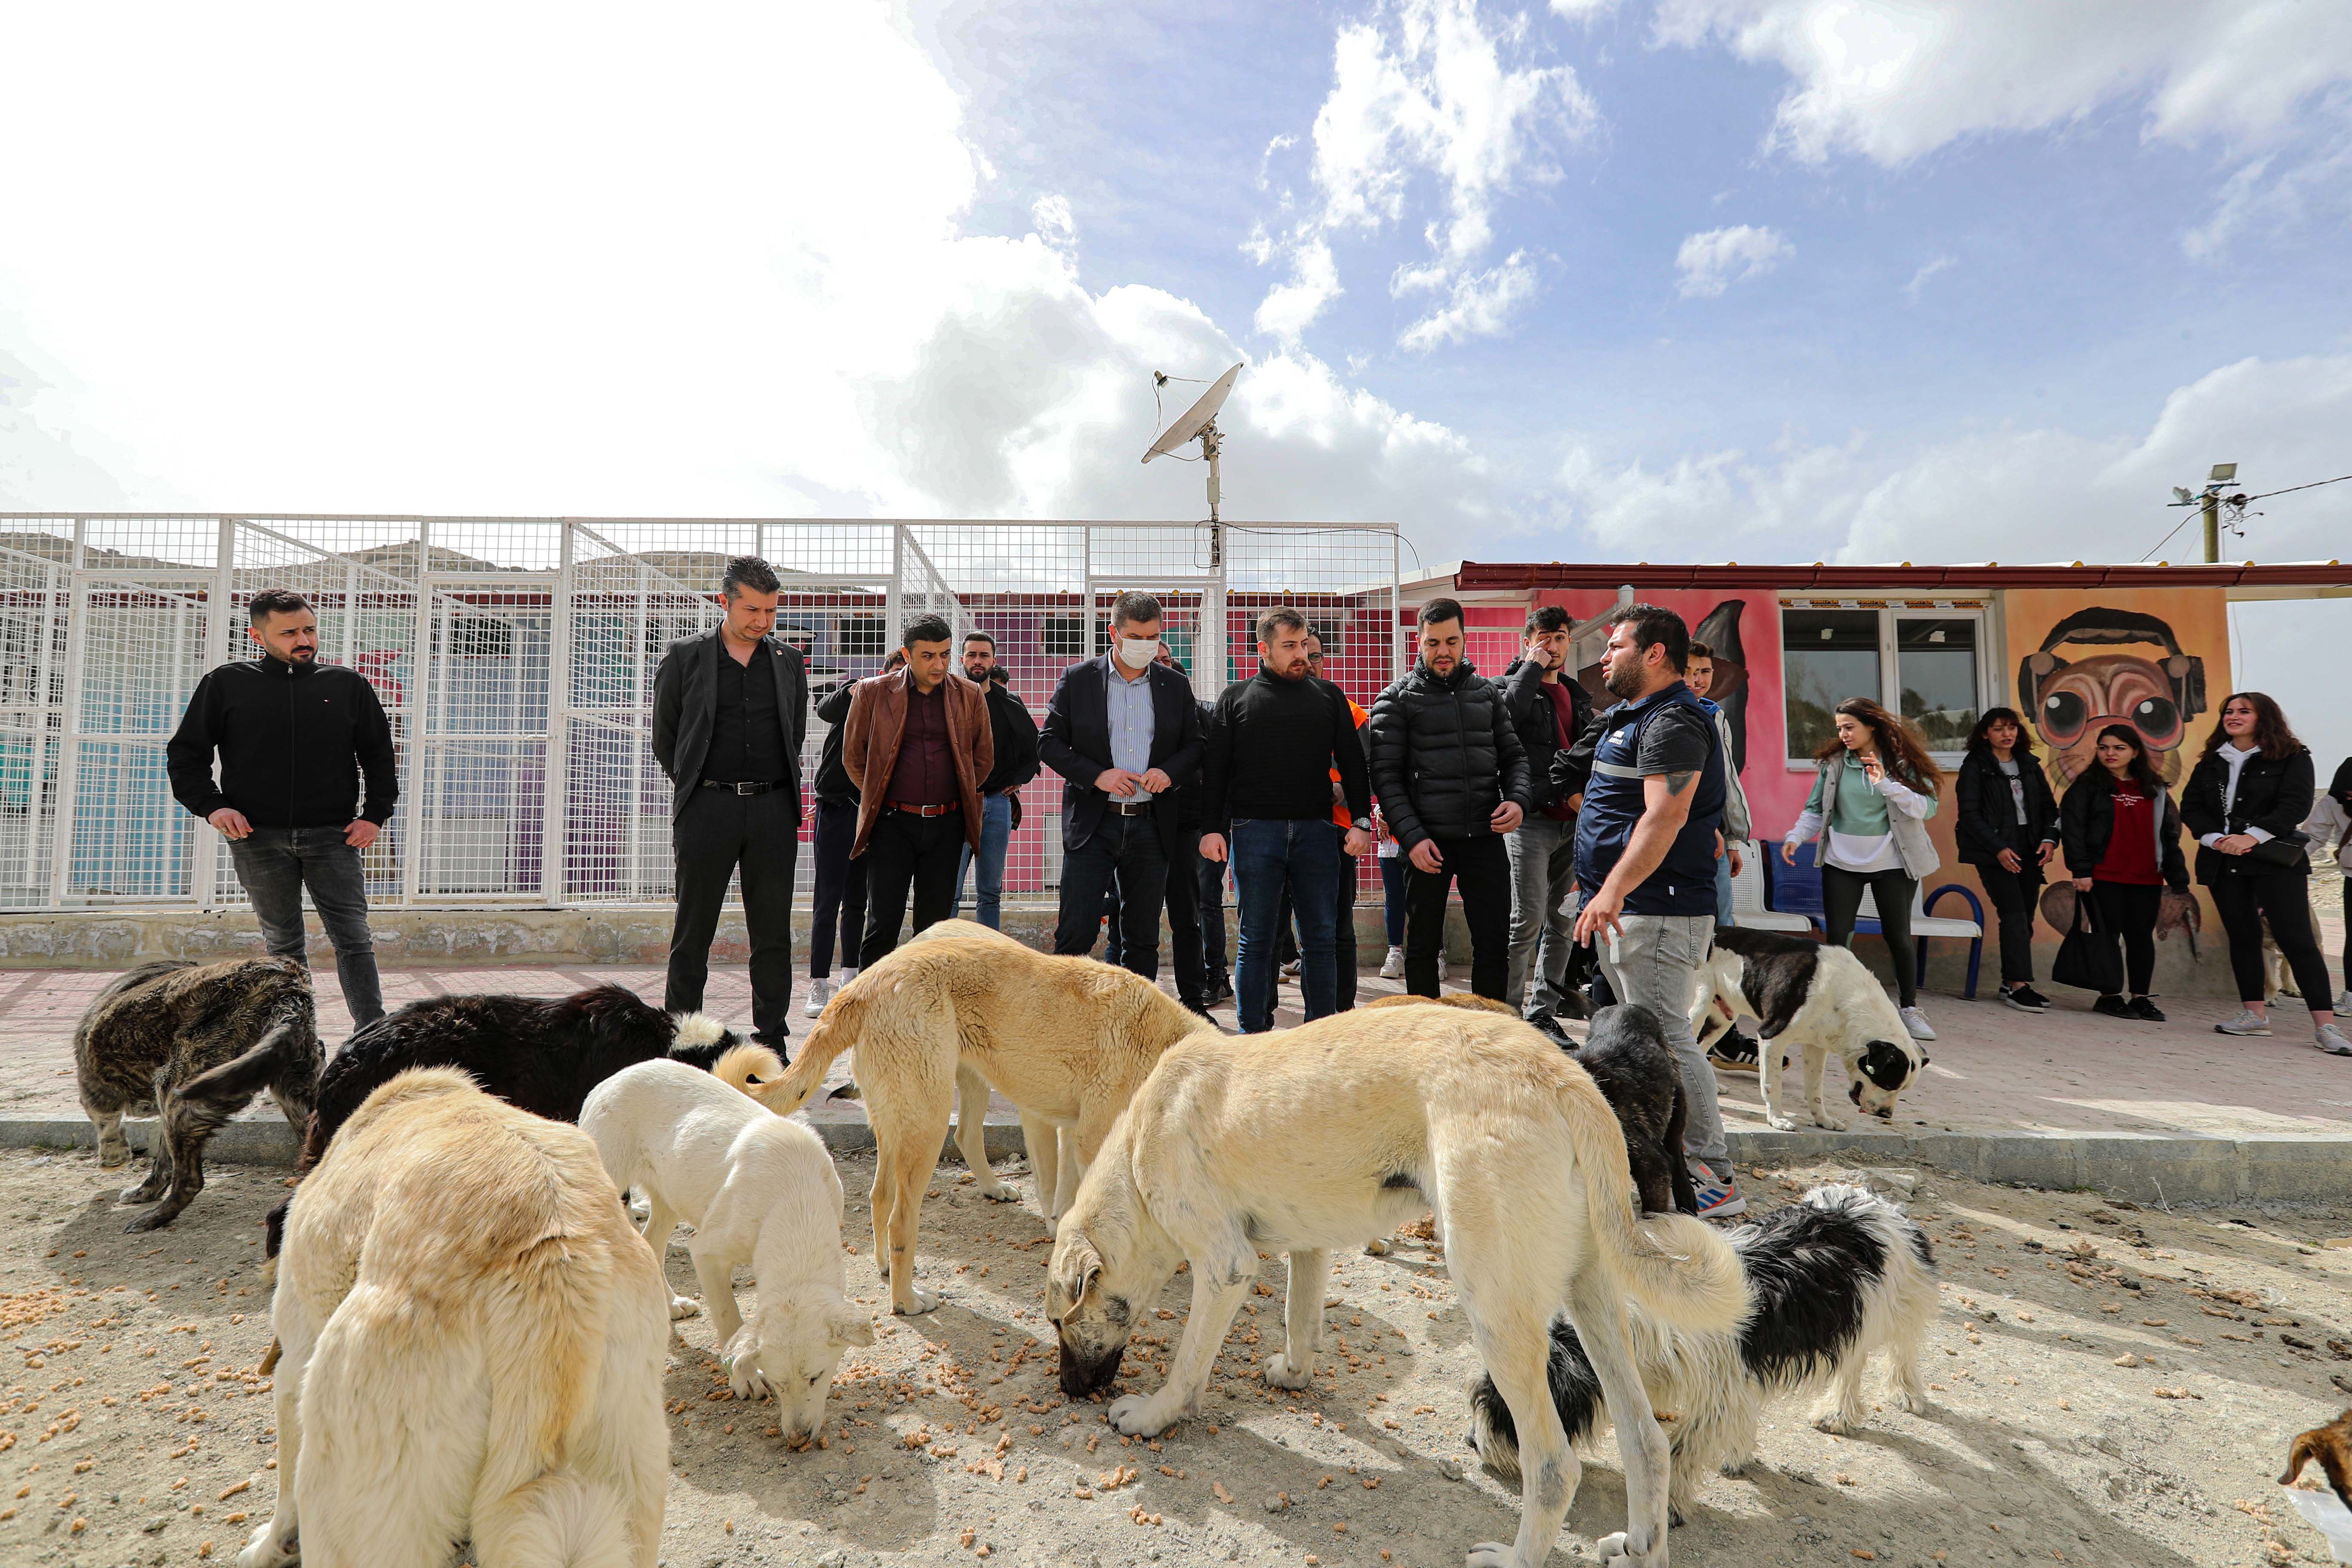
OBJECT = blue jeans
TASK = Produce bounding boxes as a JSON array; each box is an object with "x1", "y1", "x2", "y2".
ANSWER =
[
  {"x1": 955, "y1": 792, "x2": 1015, "y2": 930},
  {"x1": 1232, "y1": 818, "x2": 1341, "y2": 1032},
  {"x1": 1380, "y1": 853, "x2": 1408, "y2": 946},
  {"x1": 228, "y1": 827, "x2": 384, "y2": 1027}
]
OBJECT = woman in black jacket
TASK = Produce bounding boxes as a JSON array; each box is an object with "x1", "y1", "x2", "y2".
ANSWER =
[
  {"x1": 2059, "y1": 725, "x2": 2188, "y2": 1021},
  {"x1": 1955, "y1": 707, "x2": 2061, "y2": 1012},
  {"x1": 2179, "y1": 691, "x2": 2345, "y2": 1053}
]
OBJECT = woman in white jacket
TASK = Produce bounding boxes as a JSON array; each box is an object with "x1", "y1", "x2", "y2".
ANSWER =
[{"x1": 1784, "y1": 697, "x2": 1944, "y2": 1041}]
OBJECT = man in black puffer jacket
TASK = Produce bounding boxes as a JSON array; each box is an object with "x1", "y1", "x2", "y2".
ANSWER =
[{"x1": 1368, "y1": 597, "x2": 1532, "y2": 1000}]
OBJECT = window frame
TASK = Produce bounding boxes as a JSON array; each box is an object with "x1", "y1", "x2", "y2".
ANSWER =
[{"x1": 1778, "y1": 596, "x2": 1993, "y2": 772}]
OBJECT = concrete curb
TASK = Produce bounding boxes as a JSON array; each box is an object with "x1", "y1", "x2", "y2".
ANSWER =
[{"x1": 5, "y1": 1114, "x2": 2344, "y2": 1205}]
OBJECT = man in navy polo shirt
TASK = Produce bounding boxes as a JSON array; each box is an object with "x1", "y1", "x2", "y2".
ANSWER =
[{"x1": 1567, "y1": 603, "x2": 1741, "y2": 1218}]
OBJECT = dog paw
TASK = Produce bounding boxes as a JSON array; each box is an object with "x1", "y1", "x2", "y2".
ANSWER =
[
  {"x1": 1108, "y1": 1394, "x2": 1171, "y2": 1437},
  {"x1": 1469, "y1": 1542, "x2": 1522, "y2": 1567},
  {"x1": 123, "y1": 1204, "x2": 178, "y2": 1233},
  {"x1": 1364, "y1": 1237, "x2": 1391, "y2": 1257},
  {"x1": 728, "y1": 1366, "x2": 772, "y2": 1401},
  {"x1": 668, "y1": 1295, "x2": 701, "y2": 1321},
  {"x1": 1898, "y1": 1388, "x2": 1931, "y2": 1416},
  {"x1": 1764, "y1": 1115, "x2": 1799, "y2": 1132},
  {"x1": 236, "y1": 1519, "x2": 296, "y2": 1568},
  {"x1": 1812, "y1": 1407, "x2": 1856, "y2": 1434},
  {"x1": 1263, "y1": 1353, "x2": 1313, "y2": 1390},
  {"x1": 116, "y1": 1183, "x2": 163, "y2": 1206},
  {"x1": 1810, "y1": 1114, "x2": 1848, "y2": 1131},
  {"x1": 974, "y1": 1182, "x2": 1020, "y2": 1204},
  {"x1": 97, "y1": 1143, "x2": 132, "y2": 1170},
  {"x1": 893, "y1": 1288, "x2": 940, "y2": 1317}
]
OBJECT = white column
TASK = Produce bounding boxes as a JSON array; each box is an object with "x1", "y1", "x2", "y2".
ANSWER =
[
  {"x1": 540, "y1": 522, "x2": 575, "y2": 905},
  {"x1": 45, "y1": 519, "x2": 88, "y2": 908}
]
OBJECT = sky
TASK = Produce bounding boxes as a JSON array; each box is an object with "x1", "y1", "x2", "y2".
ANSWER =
[{"x1": 2, "y1": 0, "x2": 2349, "y2": 754}]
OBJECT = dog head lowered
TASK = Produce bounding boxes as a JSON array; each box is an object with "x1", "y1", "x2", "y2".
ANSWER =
[
  {"x1": 1846, "y1": 1037, "x2": 1926, "y2": 1120},
  {"x1": 1047, "y1": 1168, "x2": 1181, "y2": 1398},
  {"x1": 726, "y1": 1292, "x2": 876, "y2": 1445}
]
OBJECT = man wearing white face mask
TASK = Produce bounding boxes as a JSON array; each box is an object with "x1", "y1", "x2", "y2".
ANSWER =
[{"x1": 1039, "y1": 591, "x2": 1205, "y2": 980}]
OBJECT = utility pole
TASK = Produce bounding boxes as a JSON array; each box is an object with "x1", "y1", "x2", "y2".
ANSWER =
[{"x1": 2203, "y1": 462, "x2": 2236, "y2": 564}]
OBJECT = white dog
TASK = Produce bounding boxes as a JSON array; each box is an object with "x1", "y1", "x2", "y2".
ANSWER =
[
  {"x1": 242, "y1": 1068, "x2": 668, "y2": 1568},
  {"x1": 581, "y1": 1047, "x2": 873, "y2": 1442}
]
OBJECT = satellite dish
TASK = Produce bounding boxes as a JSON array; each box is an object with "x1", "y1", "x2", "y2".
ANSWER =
[{"x1": 1142, "y1": 361, "x2": 1242, "y2": 522}]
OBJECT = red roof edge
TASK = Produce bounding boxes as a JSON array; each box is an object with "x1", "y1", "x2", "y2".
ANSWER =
[{"x1": 1449, "y1": 561, "x2": 2352, "y2": 594}]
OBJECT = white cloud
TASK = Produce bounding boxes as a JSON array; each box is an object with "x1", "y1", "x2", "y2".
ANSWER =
[
  {"x1": 0, "y1": 2, "x2": 1499, "y2": 535},
  {"x1": 1674, "y1": 224, "x2": 1792, "y2": 297},
  {"x1": 1902, "y1": 254, "x2": 1957, "y2": 300},
  {"x1": 1253, "y1": 237, "x2": 1344, "y2": 341},
  {"x1": 1254, "y1": 0, "x2": 1595, "y2": 347},
  {"x1": 1652, "y1": 0, "x2": 2352, "y2": 167},
  {"x1": 1397, "y1": 250, "x2": 1542, "y2": 350}
]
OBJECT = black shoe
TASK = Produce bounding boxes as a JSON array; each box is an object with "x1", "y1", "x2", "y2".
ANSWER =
[
  {"x1": 2000, "y1": 985, "x2": 2050, "y2": 1013},
  {"x1": 1208, "y1": 977, "x2": 1234, "y2": 1004},
  {"x1": 2127, "y1": 995, "x2": 2166, "y2": 1023},
  {"x1": 2091, "y1": 995, "x2": 2132, "y2": 1019},
  {"x1": 1706, "y1": 1031, "x2": 1760, "y2": 1073},
  {"x1": 1181, "y1": 998, "x2": 1215, "y2": 1018}
]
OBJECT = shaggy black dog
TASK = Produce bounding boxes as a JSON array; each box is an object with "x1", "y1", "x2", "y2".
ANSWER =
[
  {"x1": 73, "y1": 957, "x2": 322, "y2": 1232},
  {"x1": 1571, "y1": 1003, "x2": 1696, "y2": 1217},
  {"x1": 262, "y1": 984, "x2": 740, "y2": 1256}
]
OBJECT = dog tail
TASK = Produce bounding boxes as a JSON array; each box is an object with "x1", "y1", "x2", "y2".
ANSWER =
[
  {"x1": 711, "y1": 1042, "x2": 787, "y2": 1101},
  {"x1": 475, "y1": 1470, "x2": 637, "y2": 1568},
  {"x1": 175, "y1": 1018, "x2": 306, "y2": 1109},
  {"x1": 1560, "y1": 1069, "x2": 1748, "y2": 1337},
  {"x1": 734, "y1": 983, "x2": 866, "y2": 1116}
]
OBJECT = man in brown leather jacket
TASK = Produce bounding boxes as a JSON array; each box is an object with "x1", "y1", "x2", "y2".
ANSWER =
[{"x1": 842, "y1": 612, "x2": 993, "y2": 966}]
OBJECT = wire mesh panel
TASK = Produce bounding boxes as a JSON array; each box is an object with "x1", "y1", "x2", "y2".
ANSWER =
[{"x1": 0, "y1": 514, "x2": 1399, "y2": 910}]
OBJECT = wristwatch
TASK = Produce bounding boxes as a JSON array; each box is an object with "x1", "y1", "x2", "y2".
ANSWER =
[{"x1": 1351, "y1": 817, "x2": 1373, "y2": 833}]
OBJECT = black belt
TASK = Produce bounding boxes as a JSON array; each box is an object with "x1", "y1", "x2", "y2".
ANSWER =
[
  {"x1": 700, "y1": 780, "x2": 790, "y2": 796},
  {"x1": 1107, "y1": 799, "x2": 1153, "y2": 816}
]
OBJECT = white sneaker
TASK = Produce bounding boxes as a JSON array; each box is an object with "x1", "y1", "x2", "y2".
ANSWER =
[
  {"x1": 804, "y1": 977, "x2": 834, "y2": 1018},
  {"x1": 2214, "y1": 1008, "x2": 2272, "y2": 1037},
  {"x1": 1280, "y1": 959, "x2": 1302, "y2": 981},
  {"x1": 1898, "y1": 1006, "x2": 1936, "y2": 1042},
  {"x1": 2335, "y1": 989, "x2": 2352, "y2": 1017},
  {"x1": 839, "y1": 966, "x2": 859, "y2": 985},
  {"x1": 2316, "y1": 1023, "x2": 2352, "y2": 1057},
  {"x1": 1379, "y1": 946, "x2": 1406, "y2": 979}
]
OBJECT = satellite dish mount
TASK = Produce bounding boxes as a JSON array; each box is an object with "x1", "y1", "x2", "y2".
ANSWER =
[{"x1": 1143, "y1": 362, "x2": 1243, "y2": 532}]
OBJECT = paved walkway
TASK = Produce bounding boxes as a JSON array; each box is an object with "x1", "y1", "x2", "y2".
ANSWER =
[{"x1": 5, "y1": 944, "x2": 2347, "y2": 1141}]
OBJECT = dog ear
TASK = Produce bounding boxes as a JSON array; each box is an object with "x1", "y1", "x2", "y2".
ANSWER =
[
  {"x1": 831, "y1": 1311, "x2": 877, "y2": 1349},
  {"x1": 1053, "y1": 1229, "x2": 1103, "y2": 1312}
]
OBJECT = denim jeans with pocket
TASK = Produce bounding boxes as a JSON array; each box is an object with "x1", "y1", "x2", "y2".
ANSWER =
[
  {"x1": 1231, "y1": 818, "x2": 1342, "y2": 1032},
  {"x1": 229, "y1": 826, "x2": 384, "y2": 1027},
  {"x1": 955, "y1": 792, "x2": 1016, "y2": 929}
]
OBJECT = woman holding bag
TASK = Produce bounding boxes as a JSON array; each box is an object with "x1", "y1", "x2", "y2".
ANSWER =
[
  {"x1": 2059, "y1": 725, "x2": 2189, "y2": 1020},
  {"x1": 2180, "y1": 691, "x2": 2346, "y2": 1053}
]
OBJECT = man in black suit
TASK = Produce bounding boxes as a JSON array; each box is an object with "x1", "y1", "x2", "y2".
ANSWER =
[
  {"x1": 1039, "y1": 591, "x2": 1204, "y2": 980},
  {"x1": 652, "y1": 555, "x2": 809, "y2": 1052}
]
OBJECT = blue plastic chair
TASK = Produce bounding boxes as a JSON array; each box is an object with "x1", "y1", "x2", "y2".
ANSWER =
[{"x1": 1772, "y1": 841, "x2": 1985, "y2": 999}]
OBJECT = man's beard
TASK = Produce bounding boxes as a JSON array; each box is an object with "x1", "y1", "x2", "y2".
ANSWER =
[
  {"x1": 964, "y1": 664, "x2": 989, "y2": 682},
  {"x1": 1602, "y1": 659, "x2": 1644, "y2": 700},
  {"x1": 285, "y1": 648, "x2": 317, "y2": 664}
]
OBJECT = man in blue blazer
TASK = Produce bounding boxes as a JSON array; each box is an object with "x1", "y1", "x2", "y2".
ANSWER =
[{"x1": 1038, "y1": 591, "x2": 1205, "y2": 980}]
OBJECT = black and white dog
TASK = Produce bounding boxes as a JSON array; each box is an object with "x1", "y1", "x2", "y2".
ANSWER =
[
  {"x1": 1469, "y1": 1184, "x2": 1936, "y2": 1520},
  {"x1": 1688, "y1": 925, "x2": 1926, "y2": 1130},
  {"x1": 263, "y1": 984, "x2": 741, "y2": 1257}
]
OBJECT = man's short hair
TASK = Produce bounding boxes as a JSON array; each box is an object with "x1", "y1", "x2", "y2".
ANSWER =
[
  {"x1": 1256, "y1": 606, "x2": 1308, "y2": 644},
  {"x1": 1686, "y1": 639, "x2": 1712, "y2": 661},
  {"x1": 902, "y1": 612, "x2": 953, "y2": 650},
  {"x1": 1418, "y1": 597, "x2": 1464, "y2": 630},
  {"x1": 721, "y1": 555, "x2": 781, "y2": 599},
  {"x1": 962, "y1": 629, "x2": 996, "y2": 649},
  {"x1": 247, "y1": 588, "x2": 312, "y2": 625},
  {"x1": 1110, "y1": 591, "x2": 1162, "y2": 631},
  {"x1": 1607, "y1": 603, "x2": 1690, "y2": 675},
  {"x1": 1525, "y1": 604, "x2": 1571, "y2": 637}
]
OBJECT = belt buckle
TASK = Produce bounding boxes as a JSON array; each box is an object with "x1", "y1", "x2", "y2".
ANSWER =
[{"x1": 735, "y1": 781, "x2": 759, "y2": 796}]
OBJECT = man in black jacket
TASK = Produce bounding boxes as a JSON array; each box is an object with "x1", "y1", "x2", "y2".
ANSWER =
[
  {"x1": 1104, "y1": 649, "x2": 1218, "y2": 1014},
  {"x1": 1201, "y1": 607, "x2": 1373, "y2": 1031},
  {"x1": 1368, "y1": 597, "x2": 1531, "y2": 1001},
  {"x1": 1039, "y1": 592, "x2": 1204, "y2": 980},
  {"x1": 652, "y1": 556, "x2": 809, "y2": 1051},
  {"x1": 1499, "y1": 604, "x2": 1592, "y2": 1022},
  {"x1": 167, "y1": 588, "x2": 398, "y2": 1027},
  {"x1": 954, "y1": 632, "x2": 1041, "y2": 930}
]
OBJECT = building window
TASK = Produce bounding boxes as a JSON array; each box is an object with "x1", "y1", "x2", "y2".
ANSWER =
[
  {"x1": 1782, "y1": 609, "x2": 1880, "y2": 761},
  {"x1": 1782, "y1": 605, "x2": 1984, "y2": 763},
  {"x1": 1041, "y1": 615, "x2": 1088, "y2": 661}
]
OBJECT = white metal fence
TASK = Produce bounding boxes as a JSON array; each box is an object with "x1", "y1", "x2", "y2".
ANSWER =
[{"x1": 3, "y1": 515, "x2": 1401, "y2": 912}]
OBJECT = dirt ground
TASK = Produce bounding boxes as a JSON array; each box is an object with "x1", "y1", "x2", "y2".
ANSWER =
[{"x1": 4, "y1": 1145, "x2": 2351, "y2": 1568}]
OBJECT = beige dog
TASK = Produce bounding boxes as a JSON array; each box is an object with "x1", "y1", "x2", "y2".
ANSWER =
[
  {"x1": 727, "y1": 920, "x2": 1211, "y2": 1314},
  {"x1": 1045, "y1": 1004, "x2": 1746, "y2": 1568},
  {"x1": 240, "y1": 1069, "x2": 669, "y2": 1568}
]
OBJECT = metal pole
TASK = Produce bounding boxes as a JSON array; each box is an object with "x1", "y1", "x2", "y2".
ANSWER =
[
  {"x1": 196, "y1": 516, "x2": 235, "y2": 911},
  {"x1": 21, "y1": 556, "x2": 62, "y2": 897},
  {"x1": 399, "y1": 521, "x2": 432, "y2": 906},
  {"x1": 886, "y1": 524, "x2": 904, "y2": 652},
  {"x1": 46, "y1": 519, "x2": 88, "y2": 908},
  {"x1": 541, "y1": 522, "x2": 574, "y2": 906},
  {"x1": 2202, "y1": 488, "x2": 2220, "y2": 564}
]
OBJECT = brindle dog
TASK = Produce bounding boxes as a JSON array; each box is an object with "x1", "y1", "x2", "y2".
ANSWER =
[{"x1": 73, "y1": 957, "x2": 322, "y2": 1231}]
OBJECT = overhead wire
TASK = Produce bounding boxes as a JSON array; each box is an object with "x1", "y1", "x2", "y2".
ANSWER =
[{"x1": 2136, "y1": 468, "x2": 2350, "y2": 562}]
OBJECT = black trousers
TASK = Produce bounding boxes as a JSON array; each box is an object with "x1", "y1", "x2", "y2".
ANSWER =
[
  {"x1": 1403, "y1": 834, "x2": 1511, "y2": 1000},
  {"x1": 858, "y1": 809, "x2": 966, "y2": 969},
  {"x1": 668, "y1": 786, "x2": 799, "y2": 1044},
  {"x1": 1199, "y1": 853, "x2": 1230, "y2": 988},
  {"x1": 1057, "y1": 814, "x2": 1169, "y2": 980},
  {"x1": 2088, "y1": 880, "x2": 2162, "y2": 996},
  {"x1": 1974, "y1": 859, "x2": 2045, "y2": 985},
  {"x1": 1821, "y1": 863, "x2": 1919, "y2": 1008},
  {"x1": 2208, "y1": 869, "x2": 2335, "y2": 1007},
  {"x1": 1105, "y1": 826, "x2": 1211, "y2": 1006},
  {"x1": 808, "y1": 796, "x2": 869, "y2": 979}
]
